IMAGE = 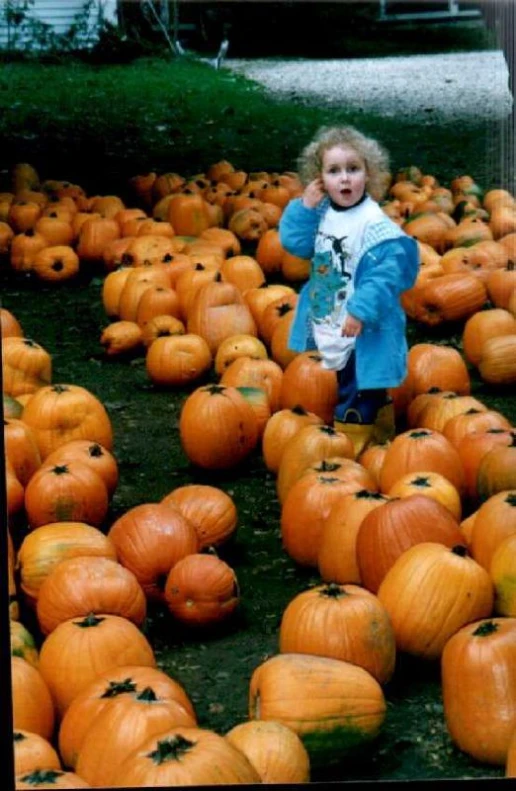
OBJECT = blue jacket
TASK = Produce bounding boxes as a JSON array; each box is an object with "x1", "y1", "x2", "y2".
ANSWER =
[{"x1": 278, "y1": 196, "x2": 420, "y2": 390}]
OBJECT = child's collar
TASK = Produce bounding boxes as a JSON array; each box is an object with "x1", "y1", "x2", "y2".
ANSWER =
[{"x1": 328, "y1": 192, "x2": 368, "y2": 212}]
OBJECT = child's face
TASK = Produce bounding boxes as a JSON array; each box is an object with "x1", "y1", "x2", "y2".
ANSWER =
[{"x1": 321, "y1": 145, "x2": 367, "y2": 208}]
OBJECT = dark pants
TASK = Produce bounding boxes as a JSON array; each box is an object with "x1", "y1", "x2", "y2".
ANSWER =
[{"x1": 334, "y1": 351, "x2": 389, "y2": 423}]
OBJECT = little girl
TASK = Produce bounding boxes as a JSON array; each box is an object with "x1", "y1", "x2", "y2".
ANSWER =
[{"x1": 278, "y1": 125, "x2": 419, "y2": 456}]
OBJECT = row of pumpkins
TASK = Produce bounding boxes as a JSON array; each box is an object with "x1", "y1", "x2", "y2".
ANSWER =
[{"x1": 2, "y1": 160, "x2": 516, "y2": 787}]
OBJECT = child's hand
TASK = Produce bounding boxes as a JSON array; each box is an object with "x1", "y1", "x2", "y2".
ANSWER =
[
  {"x1": 342, "y1": 314, "x2": 363, "y2": 337},
  {"x1": 302, "y1": 178, "x2": 326, "y2": 208}
]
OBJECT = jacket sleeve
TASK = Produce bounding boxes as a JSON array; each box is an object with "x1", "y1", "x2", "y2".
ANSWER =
[
  {"x1": 347, "y1": 238, "x2": 419, "y2": 326},
  {"x1": 278, "y1": 198, "x2": 320, "y2": 259}
]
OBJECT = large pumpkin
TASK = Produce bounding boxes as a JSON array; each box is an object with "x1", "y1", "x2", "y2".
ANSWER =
[
  {"x1": 279, "y1": 582, "x2": 396, "y2": 683},
  {"x1": 58, "y1": 664, "x2": 196, "y2": 770},
  {"x1": 317, "y1": 489, "x2": 389, "y2": 584},
  {"x1": 355, "y1": 493, "x2": 465, "y2": 593},
  {"x1": 186, "y1": 280, "x2": 257, "y2": 354},
  {"x1": 441, "y1": 617, "x2": 516, "y2": 765},
  {"x1": 38, "y1": 613, "x2": 157, "y2": 717},
  {"x1": 279, "y1": 351, "x2": 338, "y2": 425},
  {"x1": 24, "y1": 460, "x2": 109, "y2": 529},
  {"x1": 378, "y1": 428, "x2": 465, "y2": 496},
  {"x1": 178, "y1": 383, "x2": 259, "y2": 470},
  {"x1": 35, "y1": 555, "x2": 147, "y2": 635},
  {"x1": 107, "y1": 501, "x2": 199, "y2": 602},
  {"x1": 261, "y1": 405, "x2": 323, "y2": 474},
  {"x1": 17, "y1": 521, "x2": 118, "y2": 606},
  {"x1": 276, "y1": 424, "x2": 355, "y2": 505},
  {"x1": 161, "y1": 484, "x2": 237, "y2": 549},
  {"x1": 1, "y1": 337, "x2": 52, "y2": 397},
  {"x1": 248, "y1": 653, "x2": 386, "y2": 765},
  {"x1": 75, "y1": 686, "x2": 197, "y2": 787},
  {"x1": 112, "y1": 727, "x2": 261, "y2": 786},
  {"x1": 377, "y1": 543, "x2": 494, "y2": 660},
  {"x1": 21, "y1": 383, "x2": 113, "y2": 459},
  {"x1": 11, "y1": 657, "x2": 55, "y2": 740},
  {"x1": 281, "y1": 466, "x2": 375, "y2": 567}
]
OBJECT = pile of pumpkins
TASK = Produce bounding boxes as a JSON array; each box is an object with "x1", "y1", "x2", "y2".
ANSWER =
[{"x1": 3, "y1": 158, "x2": 516, "y2": 787}]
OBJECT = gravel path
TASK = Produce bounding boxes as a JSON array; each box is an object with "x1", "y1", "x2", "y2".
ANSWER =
[{"x1": 224, "y1": 50, "x2": 513, "y2": 121}]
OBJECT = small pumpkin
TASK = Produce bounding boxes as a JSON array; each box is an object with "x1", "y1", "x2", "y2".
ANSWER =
[{"x1": 164, "y1": 553, "x2": 239, "y2": 627}]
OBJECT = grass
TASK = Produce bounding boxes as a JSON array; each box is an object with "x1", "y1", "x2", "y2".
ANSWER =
[{"x1": 0, "y1": 46, "x2": 508, "y2": 200}]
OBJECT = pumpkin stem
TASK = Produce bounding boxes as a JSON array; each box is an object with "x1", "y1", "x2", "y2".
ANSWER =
[
  {"x1": 321, "y1": 582, "x2": 347, "y2": 598},
  {"x1": 315, "y1": 460, "x2": 340, "y2": 472},
  {"x1": 204, "y1": 384, "x2": 226, "y2": 396},
  {"x1": 505, "y1": 493, "x2": 516, "y2": 506},
  {"x1": 13, "y1": 732, "x2": 25, "y2": 742},
  {"x1": 148, "y1": 735, "x2": 195, "y2": 764},
  {"x1": 409, "y1": 430, "x2": 431, "y2": 439},
  {"x1": 451, "y1": 545, "x2": 469, "y2": 557},
  {"x1": 412, "y1": 476, "x2": 431, "y2": 487},
  {"x1": 51, "y1": 384, "x2": 70, "y2": 393},
  {"x1": 19, "y1": 769, "x2": 65, "y2": 784},
  {"x1": 355, "y1": 489, "x2": 387, "y2": 501},
  {"x1": 88, "y1": 443, "x2": 103, "y2": 458},
  {"x1": 52, "y1": 464, "x2": 69, "y2": 475},
  {"x1": 101, "y1": 679, "x2": 138, "y2": 698},
  {"x1": 472, "y1": 620, "x2": 499, "y2": 637},
  {"x1": 277, "y1": 303, "x2": 293, "y2": 317},
  {"x1": 76, "y1": 613, "x2": 106, "y2": 628},
  {"x1": 291, "y1": 405, "x2": 309, "y2": 415},
  {"x1": 137, "y1": 686, "x2": 158, "y2": 702},
  {"x1": 319, "y1": 425, "x2": 337, "y2": 436}
]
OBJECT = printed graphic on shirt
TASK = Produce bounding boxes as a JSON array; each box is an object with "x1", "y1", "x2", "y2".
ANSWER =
[{"x1": 310, "y1": 230, "x2": 352, "y2": 324}]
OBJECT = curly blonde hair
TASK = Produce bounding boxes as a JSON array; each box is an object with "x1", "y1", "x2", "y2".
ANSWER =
[{"x1": 297, "y1": 125, "x2": 392, "y2": 202}]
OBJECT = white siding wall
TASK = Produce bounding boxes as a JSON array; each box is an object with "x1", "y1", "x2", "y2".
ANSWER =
[{"x1": 0, "y1": 0, "x2": 118, "y2": 49}]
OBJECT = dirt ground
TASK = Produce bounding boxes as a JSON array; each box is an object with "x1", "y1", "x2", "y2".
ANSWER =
[{"x1": 3, "y1": 268, "x2": 508, "y2": 783}]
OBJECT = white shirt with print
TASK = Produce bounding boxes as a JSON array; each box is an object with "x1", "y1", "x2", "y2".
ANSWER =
[{"x1": 310, "y1": 195, "x2": 386, "y2": 371}]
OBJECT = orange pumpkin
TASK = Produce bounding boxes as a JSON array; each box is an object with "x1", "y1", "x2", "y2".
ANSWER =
[
  {"x1": 469, "y1": 490, "x2": 516, "y2": 570},
  {"x1": 2, "y1": 337, "x2": 52, "y2": 397},
  {"x1": 179, "y1": 383, "x2": 259, "y2": 470},
  {"x1": 279, "y1": 582, "x2": 396, "y2": 683},
  {"x1": 164, "y1": 553, "x2": 240, "y2": 626},
  {"x1": 161, "y1": 484, "x2": 237, "y2": 549},
  {"x1": 24, "y1": 460, "x2": 109, "y2": 529},
  {"x1": 378, "y1": 427, "x2": 465, "y2": 496},
  {"x1": 279, "y1": 351, "x2": 338, "y2": 425},
  {"x1": 276, "y1": 424, "x2": 355, "y2": 505},
  {"x1": 318, "y1": 489, "x2": 389, "y2": 584},
  {"x1": 107, "y1": 501, "x2": 199, "y2": 602},
  {"x1": 38, "y1": 613, "x2": 157, "y2": 717},
  {"x1": 186, "y1": 280, "x2": 257, "y2": 355},
  {"x1": 11, "y1": 657, "x2": 55, "y2": 740},
  {"x1": 145, "y1": 333, "x2": 212, "y2": 387},
  {"x1": 377, "y1": 543, "x2": 494, "y2": 660},
  {"x1": 41, "y1": 440, "x2": 118, "y2": 498},
  {"x1": 21, "y1": 383, "x2": 113, "y2": 459},
  {"x1": 58, "y1": 664, "x2": 196, "y2": 770},
  {"x1": 248, "y1": 653, "x2": 386, "y2": 765},
  {"x1": 225, "y1": 720, "x2": 310, "y2": 784},
  {"x1": 13, "y1": 730, "x2": 61, "y2": 777},
  {"x1": 36, "y1": 555, "x2": 147, "y2": 635},
  {"x1": 356, "y1": 493, "x2": 465, "y2": 593},
  {"x1": 281, "y1": 467, "x2": 375, "y2": 567},
  {"x1": 111, "y1": 726, "x2": 261, "y2": 787},
  {"x1": 17, "y1": 521, "x2": 117, "y2": 606},
  {"x1": 75, "y1": 686, "x2": 197, "y2": 787},
  {"x1": 442, "y1": 617, "x2": 516, "y2": 765}
]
